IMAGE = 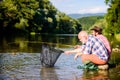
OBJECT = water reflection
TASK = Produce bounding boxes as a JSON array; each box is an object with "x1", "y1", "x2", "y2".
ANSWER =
[
  {"x1": 0, "y1": 52, "x2": 41, "y2": 80},
  {"x1": 0, "y1": 54, "x2": 4, "y2": 74},
  {"x1": 0, "y1": 74, "x2": 15, "y2": 80},
  {"x1": 0, "y1": 53, "x2": 17, "y2": 80},
  {"x1": 72, "y1": 70, "x2": 110, "y2": 80},
  {"x1": 40, "y1": 67, "x2": 58, "y2": 80},
  {"x1": 0, "y1": 34, "x2": 120, "y2": 80},
  {"x1": 79, "y1": 70, "x2": 110, "y2": 80},
  {"x1": 0, "y1": 34, "x2": 78, "y2": 53}
]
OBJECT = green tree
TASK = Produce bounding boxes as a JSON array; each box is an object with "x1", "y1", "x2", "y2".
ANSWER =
[
  {"x1": 0, "y1": 0, "x2": 39, "y2": 33},
  {"x1": 33, "y1": 0, "x2": 58, "y2": 33},
  {"x1": 105, "y1": 0, "x2": 120, "y2": 35},
  {"x1": 33, "y1": 0, "x2": 82, "y2": 34},
  {"x1": 0, "y1": 0, "x2": 82, "y2": 34},
  {"x1": 78, "y1": 16, "x2": 104, "y2": 30}
]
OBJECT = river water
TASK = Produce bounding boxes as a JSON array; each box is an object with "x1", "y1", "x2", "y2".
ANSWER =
[{"x1": 0, "y1": 34, "x2": 120, "y2": 80}]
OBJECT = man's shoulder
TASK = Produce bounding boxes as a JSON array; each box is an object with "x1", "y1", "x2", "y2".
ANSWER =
[
  {"x1": 89, "y1": 35, "x2": 95, "y2": 38},
  {"x1": 97, "y1": 34, "x2": 107, "y2": 39},
  {"x1": 97, "y1": 35, "x2": 109, "y2": 42}
]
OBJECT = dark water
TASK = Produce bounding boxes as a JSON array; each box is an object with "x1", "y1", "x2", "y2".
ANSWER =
[{"x1": 0, "y1": 34, "x2": 120, "y2": 80}]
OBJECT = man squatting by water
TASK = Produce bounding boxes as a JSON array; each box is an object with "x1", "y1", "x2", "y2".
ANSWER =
[{"x1": 64, "y1": 30, "x2": 109, "y2": 65}]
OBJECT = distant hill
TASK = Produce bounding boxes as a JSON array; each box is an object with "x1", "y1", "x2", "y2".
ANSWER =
[{"x1": 68, "y1": 13, "x2": 106, "y2": 19}]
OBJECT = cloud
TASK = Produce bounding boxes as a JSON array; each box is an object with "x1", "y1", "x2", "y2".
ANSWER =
[
  {"x1": 78, "y1": 6, "x2": 109, "y2": 14},
  {"x1": 50, "y1": 0, "x2": 109, "y2": 14}
]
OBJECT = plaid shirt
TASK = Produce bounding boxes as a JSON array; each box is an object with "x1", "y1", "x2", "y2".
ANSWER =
[{"x1": 82, "y1": 35, "x2": 109, "y2": 61}]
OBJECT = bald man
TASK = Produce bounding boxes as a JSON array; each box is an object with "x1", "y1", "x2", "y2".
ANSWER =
[{"x1": 64, "y1": 31, "x2": 109, "y2": 65}]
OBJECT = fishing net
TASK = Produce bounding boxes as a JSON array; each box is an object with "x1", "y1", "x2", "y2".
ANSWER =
[{"x1": 40, "y1": 44, "x2": 64, "y2": 67}]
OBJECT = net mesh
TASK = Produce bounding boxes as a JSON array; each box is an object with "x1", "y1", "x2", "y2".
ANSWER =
[{"x1": 40, "y1": 44, "x2": 63, "y2": 67}]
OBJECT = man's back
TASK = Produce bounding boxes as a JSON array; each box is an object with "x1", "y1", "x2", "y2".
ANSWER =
[{"x1": 96, "y1": 34, "x2": 111, "y2": 55}]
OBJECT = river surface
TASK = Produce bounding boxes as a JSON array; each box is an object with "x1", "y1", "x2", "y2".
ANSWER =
[{"x1": 0, "y1": 34, "x2": 120, "y2": 80}]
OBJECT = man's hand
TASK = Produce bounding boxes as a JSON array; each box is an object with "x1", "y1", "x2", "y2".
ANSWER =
[
  {"x1": 74, "y1": 53, "x2": 82, "y2": 60},
  {"x1": 74, "y1": 45, "x2": 81, "y2": 49},
  {"x1": 64, "y1": 51, "x2": 72, "y2": 54}
]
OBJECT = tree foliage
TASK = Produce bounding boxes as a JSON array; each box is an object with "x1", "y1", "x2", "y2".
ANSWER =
[
  {"x1": 78, "y1": 16, "x2": 104, "y2": 30},
  {"x1": 0, "y1": 0, "x2": 39, "y2": 33},
  {"x1": 0, "y1": 0, "x2": 82, "y2": 34},
  {"x1": 105, "y1": 0, "x2": 120, "y2": 35}
]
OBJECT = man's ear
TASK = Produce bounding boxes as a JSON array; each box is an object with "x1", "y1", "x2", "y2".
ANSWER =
[{"x1": 95, "y1": 32, "x2": 98, "y2": 36}]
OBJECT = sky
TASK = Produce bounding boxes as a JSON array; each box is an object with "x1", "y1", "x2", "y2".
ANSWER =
[{"x1": 50, "y1": 0, "x2": 109, "y2": 14}]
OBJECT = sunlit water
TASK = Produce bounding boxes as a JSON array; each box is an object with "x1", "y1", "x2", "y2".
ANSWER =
[
  {"x1": 0, "y1": 34, "x2": 120, "y2": 80},
  {"x1": 1, "y1": 52, "x2": 120, "y2": 80},
  {"x1": 0, "y1": 52, "x2": 83, "y2": 80}
]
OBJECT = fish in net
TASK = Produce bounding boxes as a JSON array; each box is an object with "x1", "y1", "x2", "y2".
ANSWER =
[{"x1": 40, "y1": 44, "x2": 64, "y2": 67}]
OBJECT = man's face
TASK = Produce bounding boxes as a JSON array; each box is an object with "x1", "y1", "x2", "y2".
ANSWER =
[
  {"x1": 91, "y1": 30, "x2": 96, "y2": 36},
  {"x1": 91, "y1": 30, "x2": 97, "y2": 36},
  {"x1": 78, "y1": 35, "x2": 87, "y2": 44}
]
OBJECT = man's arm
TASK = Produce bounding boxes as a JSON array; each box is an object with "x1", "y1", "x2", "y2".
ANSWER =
[{"x1": 64, "y1": 48, "x2": 82, "y2": 54}]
